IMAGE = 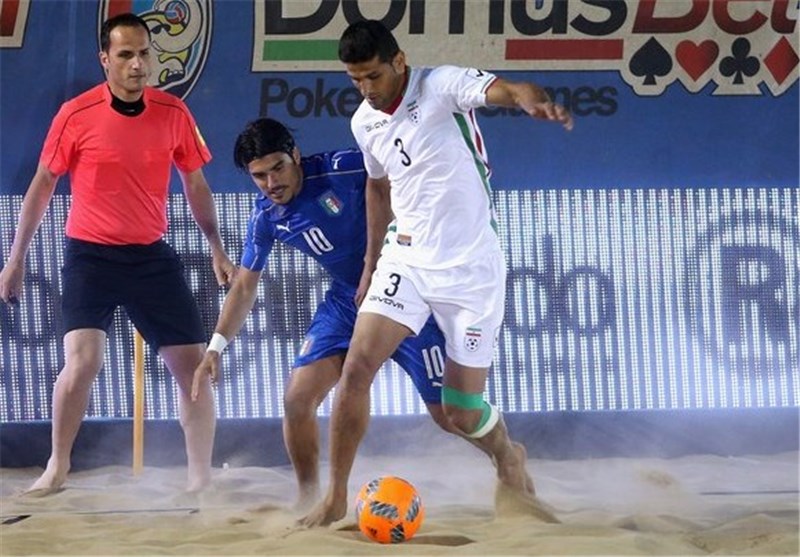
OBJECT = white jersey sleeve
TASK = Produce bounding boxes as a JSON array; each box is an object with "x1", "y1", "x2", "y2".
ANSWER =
[
  {"x1": 427, "y1": 65, "x2": 497, "y2": 113},
  {"x1": 361, "y1": 137, "x2": 386, "y2": 179}
]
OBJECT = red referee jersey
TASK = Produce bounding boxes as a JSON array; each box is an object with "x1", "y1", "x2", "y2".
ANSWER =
[{"x1": 40, "y1": 84, "x2": 212, "y2": 245}]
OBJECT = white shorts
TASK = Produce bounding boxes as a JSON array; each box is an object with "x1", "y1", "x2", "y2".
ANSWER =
[{"x1": 359, "y1": 249, "x2": 506, "y2": 367}]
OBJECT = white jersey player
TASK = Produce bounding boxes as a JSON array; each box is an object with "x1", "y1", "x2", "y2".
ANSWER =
[
  {"x1": 353, "y1": 63, "x2": 507, "y2": 370},
  {"x1": 300, "y1": 19, "x2": 573, "y2": 529},
  {"x1": 351, "y1": 64, "x2": 500, "y2": 270}
]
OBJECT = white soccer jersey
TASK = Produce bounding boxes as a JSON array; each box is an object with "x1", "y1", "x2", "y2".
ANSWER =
[{"x1": 351, "y1": 65, "x2": 501, "y2": 269}]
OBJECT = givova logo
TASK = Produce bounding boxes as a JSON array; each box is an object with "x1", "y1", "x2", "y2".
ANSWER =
[{"x1": 100, "y1": 0, "x2": 212, "y2": 99}]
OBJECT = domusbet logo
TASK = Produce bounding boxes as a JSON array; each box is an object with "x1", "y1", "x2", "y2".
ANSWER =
[{"x1": 252, "y1": 0, "x2": 798, "y2": 97}]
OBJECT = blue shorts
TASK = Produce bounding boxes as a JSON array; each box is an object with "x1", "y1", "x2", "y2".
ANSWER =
[
  {"x1": 60, "y1": 238, "x2": 206, "y2": 351},
  {"x1": 294, "y1": 282, "x2": 445, "y2": 403}
]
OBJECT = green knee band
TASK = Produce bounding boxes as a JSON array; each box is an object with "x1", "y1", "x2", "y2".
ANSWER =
[
  {"x1": 475, "y1": 402, "x2": 493, "y2": 430},
  {"x1": 442, "y1": 387, "x2": 500, "y2": 439},
  {"x1": 468, "y1": 401, "x2": 500, "y2": 438},
  {"x1": 442, "y1": 386, "x2": 484, "y2": 410}
]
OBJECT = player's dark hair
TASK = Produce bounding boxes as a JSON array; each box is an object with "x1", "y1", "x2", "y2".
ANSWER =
[
  {"x1": 338, "y1": 19, "x2": 400, "y2": 64},
  {"x1": 233, "y1": 118, "x2": 297, "y2": 171}
]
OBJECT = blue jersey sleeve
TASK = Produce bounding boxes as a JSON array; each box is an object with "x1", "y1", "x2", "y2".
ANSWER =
[{"x1": 240, "y1": 205, "x2": 275, "y2": 271}]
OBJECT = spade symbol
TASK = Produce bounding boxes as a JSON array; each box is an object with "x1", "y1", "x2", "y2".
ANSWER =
[
  {"x1": 630, "y1": 37, "x2": 673, "y2": 86},
  {"x1": 719, "y1": 38, "x2": 760, "y2": 85}
]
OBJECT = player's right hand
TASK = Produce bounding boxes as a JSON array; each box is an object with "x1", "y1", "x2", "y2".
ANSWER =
[
  {"x1": 191, "y1": 351, "x2": 221, "y2": 401},
  {"x1": 0, "y1": 261, "x2": 25, "y2": 305}
]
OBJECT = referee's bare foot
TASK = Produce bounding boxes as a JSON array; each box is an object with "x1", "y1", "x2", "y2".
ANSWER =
[
  {"x1": 25, "y1": 458, "x2": 68, "y2": 496},
  {"x1": 186, "y1": 470, "x2": 212, "y2": 493}
]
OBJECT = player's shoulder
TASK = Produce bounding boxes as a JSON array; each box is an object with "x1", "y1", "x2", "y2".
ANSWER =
[
  {"x1": 249, "y1": 195, "x2": 278, "y2": 225},
  {"x1": 426, "y1": 64, "x2": 488, "y2": 84},
  {"x1": 350, "y1": 102, "x2": 371, "y2": 127},
  {"x1": 252, "y1": 194, "x2": 272, "y2": 213},
  {"x1": 427, "y1": 64, "x2": 464, "y2": 80},
  {"x1": 302, "y1": 149, "x2": 365, "y2": 176}
]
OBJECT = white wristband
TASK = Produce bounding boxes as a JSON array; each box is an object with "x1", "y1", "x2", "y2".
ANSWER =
[{"x1": 207, "y1": 332, "x2": 228, "y2": 354}]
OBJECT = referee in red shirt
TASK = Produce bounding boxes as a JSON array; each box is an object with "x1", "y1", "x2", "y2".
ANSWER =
[{"x1": 0, "y1": 13, "x2": 235, "y2": 493}]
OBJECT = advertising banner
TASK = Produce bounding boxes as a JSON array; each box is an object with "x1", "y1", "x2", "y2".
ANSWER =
[{"x1": 0, "y1": 0, "x2": 797, "y2": 192}]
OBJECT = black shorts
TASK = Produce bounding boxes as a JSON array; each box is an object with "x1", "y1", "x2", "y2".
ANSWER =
[{"x1": 61, "y1": 238, "x2": 206, "y2": 350}]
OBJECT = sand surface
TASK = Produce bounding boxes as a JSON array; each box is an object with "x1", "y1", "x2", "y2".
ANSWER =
[{"x1": 1, "y1": 447, "x2": 797, "y2": 555}]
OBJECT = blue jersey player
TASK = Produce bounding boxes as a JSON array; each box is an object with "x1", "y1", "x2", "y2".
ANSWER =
[{"x1": 193, "y1": 119, "x2": 479, "y2": 510}]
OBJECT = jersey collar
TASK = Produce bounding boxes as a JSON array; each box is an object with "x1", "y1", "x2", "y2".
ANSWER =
[
  {"x1": 381, "y1": 67, "x2": 410, "y2": 115},
  {"x1": 104, "y1": 85, "x2": 147, "y2": 116}
]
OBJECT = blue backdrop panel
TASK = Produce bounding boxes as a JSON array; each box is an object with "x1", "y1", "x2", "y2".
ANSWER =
[{"x1": 0, "y1": 1, "x2": 797, "y2": 195}]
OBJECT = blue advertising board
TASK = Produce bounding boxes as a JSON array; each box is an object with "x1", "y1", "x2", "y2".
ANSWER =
[{"x1": 1, "y1": 0, "x2": 797, "y2": 193}]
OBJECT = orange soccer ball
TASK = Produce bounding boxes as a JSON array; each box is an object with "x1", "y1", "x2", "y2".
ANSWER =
[{"x1": 354, "y1": 476, "x2": 424, "y2": 544}]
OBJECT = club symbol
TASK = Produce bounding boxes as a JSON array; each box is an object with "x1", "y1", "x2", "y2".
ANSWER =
[{"x1": 719, "y1": 38, "x2": 760, "y2": 85}]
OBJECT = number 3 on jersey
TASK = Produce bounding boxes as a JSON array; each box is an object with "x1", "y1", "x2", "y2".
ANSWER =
[
  {"x1": 384, "y1": 272, "x2": 401, "y2": 296},
  {"x1": 394, "y1": 137, "x2": 412, "y2": 167}
]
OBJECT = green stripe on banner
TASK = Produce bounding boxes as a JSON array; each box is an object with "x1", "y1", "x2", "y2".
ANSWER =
[{"x1": 262, "y1": 40, "x2": 339, "y2": 61}]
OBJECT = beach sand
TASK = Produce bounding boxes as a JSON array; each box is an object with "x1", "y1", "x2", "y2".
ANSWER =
[{"x1": 1, "y1": 446, "x2": 797, "y2": 556}]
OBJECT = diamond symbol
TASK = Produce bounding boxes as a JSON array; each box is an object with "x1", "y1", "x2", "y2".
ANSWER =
[{"x1": 764, "y1": 37, "x2": 799, "y2": 85}]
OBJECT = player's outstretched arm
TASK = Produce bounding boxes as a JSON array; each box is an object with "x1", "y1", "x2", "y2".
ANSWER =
[
  {"x1": 486, "y1": 78, "x2": 573, "y2": 131},
  {"x1": 191, "y1": 267, "x2": 262, "y2": 401},
  {"x1": 0, "y1": 164, "x2": 59, "y2": 304},
  {"x1": 180, "y1": 167, "x2": 236, "y2": 287}
]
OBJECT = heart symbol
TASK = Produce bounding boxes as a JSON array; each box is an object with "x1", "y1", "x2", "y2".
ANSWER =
[{"x1": 676, "y1": 40, "x2": 719, "y2": 81}]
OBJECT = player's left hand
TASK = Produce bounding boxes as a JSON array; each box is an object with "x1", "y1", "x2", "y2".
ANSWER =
[
  {"x1": 529, "y1": 102, "x2": 573, "y2": 131},
  {"x1": 191, "y1": 351, "x2": 220, "y2": 401},
  {"x1": 212, "y1": 251, "x2": 236, "y2": 287},
  {"x1": 354, "y1": 268, "x2": 373, "y2": 307}
]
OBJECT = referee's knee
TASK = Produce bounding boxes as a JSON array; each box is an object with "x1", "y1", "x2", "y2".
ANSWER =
[{"x1": 62, "y1": 352, "x2": 104, "y2": 379}]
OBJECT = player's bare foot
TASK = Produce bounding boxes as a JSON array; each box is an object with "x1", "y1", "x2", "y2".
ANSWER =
[
  {"x1": 293, "y1": 483, "x2": 320, "y2": 513},
  {"x1": 496, "y1": 441, "x2": 535, "y2": 496},
  {"x1": 493, "y1": 442, "x2": 559, "y2": 523},
  {"x1": 25, "y1": 458, "x2": 68, "y2": 496},
  {"x1": 296, "y1": 492, "x2": 347, "y2": 527},
  {"x1": 495, "y1": 481, "x2": 560, "y2": 523}
]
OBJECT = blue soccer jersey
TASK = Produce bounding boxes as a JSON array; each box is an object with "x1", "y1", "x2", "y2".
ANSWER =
[
  {"x1": 241, "y1": 149, "x2": 368, "y2": 289},
  {"x1": 241, "y1": 149, "x2": 445, "y2": 403}
]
